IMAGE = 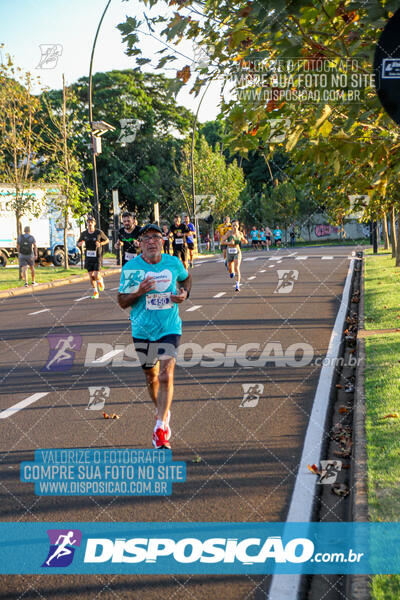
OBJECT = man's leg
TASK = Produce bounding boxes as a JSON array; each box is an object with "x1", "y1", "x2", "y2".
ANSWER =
[
  {"x1": 30, "y1": 264, "x2": 36, "y2": 284},
  {"x1": 144, "y1": 362, "x2": 160, "y2": 409},
  {"x1": 156, "y1": 357, "x2": 176, "y2": 424},
  {"x1": 21, "y1": 265, "x2": 28, "y2": 285}
]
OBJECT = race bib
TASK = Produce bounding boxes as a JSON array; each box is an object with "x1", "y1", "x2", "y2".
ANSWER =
[
  {"x1": 175, "y1": 238, "x2": 184, "y2": 245},
  {"x1": 86, "y1": 250, "x2": 97, "y2": 258},
  {"x1": 146, "y1": 292, "x2": 172, "y2": 310},
  {"x1": 163, "y1": 236, "x2": 169, "y2": 241},
  {"x1": 228, "y1": 247, "x2": 238, "y2": 254},
  {"x1": 125, "y1": 252, "x2": 135, "y2": 261}
]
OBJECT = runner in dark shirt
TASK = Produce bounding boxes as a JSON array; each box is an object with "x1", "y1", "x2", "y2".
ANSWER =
[
  {"x1": 115, "y1": 212, "x2": 141, "y2": 266},
  {"x1": 77, "y1": 216, "x2": 109, "y2": 299},
  {"x1": 170, "y1": 215, "x2": 190, "y2": 270}
]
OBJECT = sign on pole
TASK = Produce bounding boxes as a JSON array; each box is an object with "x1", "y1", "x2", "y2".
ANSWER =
[
  {"x1": 154, "y1": 202, "x2": 160, "y2": 225},
  {"x1": 112, "y1": 190, "x2": 120, "y2": 215},
  {"x1": 374, "y1": 9, "x2": 400, "y2": 125}
]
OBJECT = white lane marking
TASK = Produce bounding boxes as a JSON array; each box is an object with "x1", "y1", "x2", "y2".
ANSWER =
[
  {"x1": 248, "y1": 276, "x2": 256, "y2": 280},
  {"x1": 91, "y1": 349, "x2": 124, "y2": 365},
  {"x1": 268, "y1": 259, "x2": 355, "y2": 600},
  {"x1": 287, "y1": 252, "x2": 297, "y2": 257},
  {"x1": 29, "y1": 308, "x2": 50, "y2": 315},
  {"x1": 276, "y1": 260, "x2": 282, "y2": 263},
  {"x1": 321, "y1": 256, "x2": 333, "y2": 260},
  {"x1": 217, "y1": 259, "x2": 225, "y2": 263},
  {"x1": 110, "y1": 287, "x2": 119, "y2": 291},
  {"x1": 268, "y1": 256, "x2": 281, "y2": 260},
  {"x1": 244, "y1": 257, "x2": 258, "y2": 261},
  {"x1": 186, "y1": 305, "x2": 202, "y2": 312},
  {"x1": 295, "y1": 256, "x2": 308, "y2": 260},
  {"x1": 258, "y1": 270, "x2": 266, "y2": 273},
  {"x1": 0, "y1": 392, "x2": 49, "y2": 419},
  {"x1": 213, "y1": 292, "x2": 226, "y2": 298},
  {"x1": 74, "y1": 295, "x2": 91, "y2": 302},
  {"x1": 268, "y1": 265, "x2": 274, "y2": 268}
]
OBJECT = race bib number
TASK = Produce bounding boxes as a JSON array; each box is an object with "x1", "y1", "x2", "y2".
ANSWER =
[
  {"x1": 86, "y1": 250, "x2": 97, "y2": 258},
  {"x1": 228, "y1": 247, "x2": 238, "y2": 254},
  {"x1": 146, "y1": 292, "x2": 172, "y2": 310},
  {"x1": 175, "y1": 238, "x2": 184, "y2": 245},
  {"x1": 125, "y1": 252, "x2": 135, "y2": 261},
  {"x1": 163, "y1": 236, "x2": 169, "y2": 241}
]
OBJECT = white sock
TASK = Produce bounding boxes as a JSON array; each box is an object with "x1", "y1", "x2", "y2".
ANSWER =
[{"x1": 155, "y1": 419, "x2": 166, "y2": 431}]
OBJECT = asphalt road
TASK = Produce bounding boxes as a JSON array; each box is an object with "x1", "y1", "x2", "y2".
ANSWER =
[{"x1": 0, "y1": 246, "x2": 354, "y2": 599}]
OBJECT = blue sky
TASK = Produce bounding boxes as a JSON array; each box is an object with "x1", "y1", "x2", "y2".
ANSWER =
[{"x1": 0, "y1": 0, "x2": 223, "y2": 122}]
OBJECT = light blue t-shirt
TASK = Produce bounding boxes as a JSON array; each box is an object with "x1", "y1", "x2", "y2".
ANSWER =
[
  {"x1": 119, "y1": 254, "x2": 189, "y2": 340},
  {"x1": 273, "y1": 228, "x2": 282, "y2": 239},
  {"x1": 260, "y1": 230, "x2": 266, "y2": 241},
  {"x1": 250, "y1": 230, "x2": 259, "y2": 240}
]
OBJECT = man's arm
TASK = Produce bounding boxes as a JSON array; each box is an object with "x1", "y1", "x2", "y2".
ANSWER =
[
  {"x1": 171, "y1": 273, "x2": 192, "y2": 303},
  {"x1": 33, "y1": 243, "x2": 38, "y2": 259}
]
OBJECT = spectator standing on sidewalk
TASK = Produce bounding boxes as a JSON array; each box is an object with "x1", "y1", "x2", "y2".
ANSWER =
[{"x1": 17, "y1": 226, "x2": 38, "y2": 287}]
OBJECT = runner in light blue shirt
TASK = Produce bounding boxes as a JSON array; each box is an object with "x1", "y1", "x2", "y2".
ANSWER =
[{"x1": 118, "y1": 223, "x2": 192, "y2": 450}]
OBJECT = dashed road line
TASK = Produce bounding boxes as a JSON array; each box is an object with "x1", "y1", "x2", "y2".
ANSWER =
[
  {"x1": 0, "y1": 392, "x2": 49, "y2": 419},
  {"x1": 28, "y1": 308, "x2": 50, "y2": 315},
  {"x1": 248, "y1": 276, "x2": 256, "y2": 280},
  {"x1": 295, "y1": 256, "x2": 308, "y2": 260},
  {"x1": 321, "y1": 256, "x2": 333, "y2": 260},
  {"x1": 213, "y1": 292, "x2": 226, "y2": 298},
  {"x1": 186, "y1": 305, "x2": 202, "y2": 312},
  {"x1": 91, "y1": 349, "x2": 124, "y2": 365},
  {"x1": 74, "y1": 295, "x2": 92, "y2": 302}
]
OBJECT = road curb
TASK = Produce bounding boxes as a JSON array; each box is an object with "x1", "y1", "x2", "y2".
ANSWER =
[
  {"x1": 346, "y1": 255, "x2": 371, "y2": 600},
  {"x1": 268, "y1": 258, "x2": 356, "y2": 600},
  {"x1": 0, "y1": 267, "x2": 121, "y2": 299}
]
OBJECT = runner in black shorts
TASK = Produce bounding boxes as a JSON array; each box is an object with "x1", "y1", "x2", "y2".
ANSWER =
[
  {"x1": 118, "y1": 223, "x2": 192, "y2": 449},
  {"x1": 170, "y1": 215, "x2": 190, "y2": 269},
  {"x1": 162, "y1": 224, "x2": 170, "y2": 254},
  {"x1": 77, "y1": 216, "x2": 109, "y2": 299},
  {"x1": 115, "y1": 212, "x2": 141, "y2": 266}
]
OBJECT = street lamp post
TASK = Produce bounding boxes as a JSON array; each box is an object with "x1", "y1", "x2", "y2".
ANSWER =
[{"x1": 88, "y1": 0, "x2": 112, "y2": 224}]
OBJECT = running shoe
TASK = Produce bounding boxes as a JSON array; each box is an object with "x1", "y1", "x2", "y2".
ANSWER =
[
  {"x1": 91, "y1": 290, "x2": 100, "y2": 299},
  {"x1": 98, "y1": 278, "x2": 105, "y2": 291},
  {"x1": 189, "y1": 260, "x2": 193, "y2": 268},
  {"x1": 152, "y1": 426, "x2": 171, "y2": 449},
  {"x1": 24, "y1": 282, "x2": 29, "y2": 287},
  {"x1": 230, "y1": 272, "x2": 234, "y2": 279},
  {"x1": 235, "y1": 282, "x2": 240, "y2": 292},
  {"x1": 31, "y1": 282, "x2": 38, "y2": 286},
  {"x1": 154, "y1": 410, "x2": 171, "y2": 440}
]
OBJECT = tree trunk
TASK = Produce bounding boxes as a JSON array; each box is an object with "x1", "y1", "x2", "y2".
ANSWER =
[
  {"x1": 390, "y1": 207, "x2": 397, "y2": 258},
  {"x1": 382, "y1": 213, "x2": 389, "y2": 250}
]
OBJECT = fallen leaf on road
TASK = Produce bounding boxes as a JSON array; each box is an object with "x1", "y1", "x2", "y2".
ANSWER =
[
  {"x1": 307, "y1": 464, "x2": 320, "y2": 475},
  {"x1": 103, "y1": 412, "x2": 110, "y2": 419},
  {"x1": 339, "y1": 406, "x2": 350, "y2": 414},
  {"x1": 336, "y1": 384, "x2": 343, "y2": 389},
  {"x1": 331, "y1": 483, "x2": 349, "y2": 497},
  {"x1": 192, "y1": 456, "x2": 202, "y2": 463},
  {"x1": 382, "y1": 413, "x2": 399, "y2": 419},
  {"x1": 110, "y1": 413, "x2": 120, "y2": 419}
]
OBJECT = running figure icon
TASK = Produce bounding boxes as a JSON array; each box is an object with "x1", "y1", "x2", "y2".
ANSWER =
[
  {"x1": 45, "y1": 531, "x2": 77, "y2": 566},
  {"x1": 45, "y1": 336, "x2": 79, "y2": 371}
]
